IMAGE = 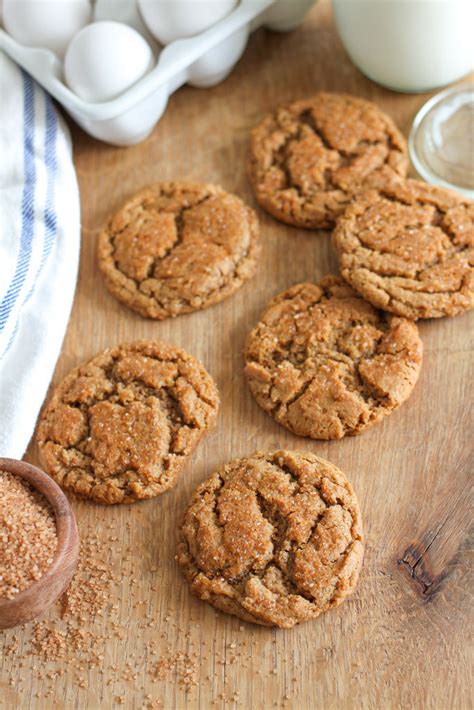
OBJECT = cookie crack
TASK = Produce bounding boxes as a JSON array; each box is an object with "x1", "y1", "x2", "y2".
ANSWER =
[
  {"x1": 269, "y1": 454, "x2": 303, "y2": 489},
  {"x1": 108, "y1": 193, "x2": 213, "y2": 282},
  {"x1": 269, "y1": 105, "x2": 401, "y2": 198},
  {"x1": 177, "y1": 452, "x2": 364, "y2": 626},
  {"x1": 44, "y1": 356, "x2": 215, "y2": 494},
  {"x1": 106, "y1": 193, "x2": 258, "y2": 316},
  {"x1": 251, "y1": 491, "x2": 322, "y2": 604},
  {"x1": 343, "y1": 196, "x2": 472, "y2": 299}
]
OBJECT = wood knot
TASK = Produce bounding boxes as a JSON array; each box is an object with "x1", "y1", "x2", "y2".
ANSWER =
[{"x1": 397, "y1": 543, "x2": 437, "y2": 597}]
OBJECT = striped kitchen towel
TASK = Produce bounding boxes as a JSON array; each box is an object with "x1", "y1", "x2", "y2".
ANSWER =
[{"x1": 0, "y1": 52, "x2": 80, "y2": 459}]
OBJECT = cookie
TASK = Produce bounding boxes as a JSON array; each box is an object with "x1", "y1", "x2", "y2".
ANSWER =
[
  {"x1": 37, "y1": 341, "x2": 219, "y2": 504},
  {"x1": 177, "y1": 450, "x2": 364, "y2": 628},
  {"x1": 333, "y1": 179, "x2": 474, "y2": 319},
  {"x1": 244, "y1": 276, "x2": 422, "y2": 440},
  {"x1": 249, "y1": 92, "x2": 408, "y2": 229},
  {"x1": 97, "y1": 182, "x2": 260, "y2": 319}
]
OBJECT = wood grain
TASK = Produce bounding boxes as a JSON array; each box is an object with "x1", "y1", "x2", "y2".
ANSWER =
[{"x1": 1, "y1": 2, "x2": 472, "y2": 708}]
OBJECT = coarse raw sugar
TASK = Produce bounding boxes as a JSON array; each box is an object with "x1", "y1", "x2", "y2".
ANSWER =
[
  {"x1": 0, "y1": 518, "x2": 211, "y2": 707},
  {"x1": 0, "y1": 470, "x2": 57, "y2": 599},
  {"x1": 1, "y1": 513, "x2": 299, "y2": 709},
  {"x1": 153, "y1": 647, "x2": 199, "y2": 690}
]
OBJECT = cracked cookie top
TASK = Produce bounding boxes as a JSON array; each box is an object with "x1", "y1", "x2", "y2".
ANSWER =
[
  {"x1": 97, "y1": 182, "x2": 261, "y2": 319},
  {"x1": 37, "y1": 341, "x2": 220, "y2": 504},
  {"x1": 333, "y1": 179, "x2": 474, "y2": 319},
  {"x1": 249, "y1": 92, "x2": 408, "y2": 229},
  {"x1": 177, "y1": 450, "x2": 364, "y2": 628},
  {"x1": 244, "y1": 276, "x2": 422, "y2": 440}
]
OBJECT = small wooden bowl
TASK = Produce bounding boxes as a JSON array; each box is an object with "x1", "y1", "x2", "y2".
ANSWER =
[{"x1": 0, "y1": 457, "x2": 79, "y2": 629}]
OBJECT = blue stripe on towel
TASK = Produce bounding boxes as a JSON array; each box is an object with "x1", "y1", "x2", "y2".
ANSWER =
[
  {"x1": 40, "y1": 95, "x2": 58, "y2": 267},
  {"x1": 0, "y1": 71, "x2": 37, "y2": 332},
  {"x1": 24, "y1": 93, "x2": 58, "y2": 300},
  {"x1": 0, "y1": 75, "x2": 59, "y2": 361},
  {"x1": 2, "y1": 318, "x2": 20, "y2": 360}
]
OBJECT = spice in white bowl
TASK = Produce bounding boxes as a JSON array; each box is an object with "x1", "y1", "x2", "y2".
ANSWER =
[{"x1": 0, "y1": 470, "x2": 58, "y2": 599}]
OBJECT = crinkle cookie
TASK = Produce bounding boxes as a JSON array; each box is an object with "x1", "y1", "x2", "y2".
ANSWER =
[
  {"x1": 37, "y1": 341, "x2": 219, "y2": 504},
  {"x1": 97, "y1": 182, "x2": 260, "y2": 319},
  {"x1": 333, "y1": 179, "x2": 474, "y2": 319},
  {"x1": 177, "y1": 450, "x2": 364, "y2": 628},
  {"x1": 244, "y1": 276, "x2": 422, "y2": 440},
  {"x1": 249, "y1": 93, "x2": 408, "y2": 229}
]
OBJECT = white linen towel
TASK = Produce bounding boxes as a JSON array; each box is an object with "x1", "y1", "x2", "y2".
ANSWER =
[{"x1": 0, "y1": 52, "x2": 80, "y2": 459}]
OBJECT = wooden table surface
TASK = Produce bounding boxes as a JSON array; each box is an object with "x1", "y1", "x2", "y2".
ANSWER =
[{"x1": 1, "y1": 2, "x2": 472, "y2": 708}]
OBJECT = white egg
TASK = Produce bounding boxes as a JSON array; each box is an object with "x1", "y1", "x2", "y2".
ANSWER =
[
  {"x1": 138, "y1": 0, "x2": 238, "y2": 45},
  {"x1": 94, "y1": 0, "x2": 158, "y2": 49},
  {"x1": 188, "y1": 25, "x2": 248, "y2": 88},
  {"x1": 3, "y1": 0, "x2": 91, "y2": 57},
  {"x1": 64, "y1": 21, "x2": 154, "y2": 103}
]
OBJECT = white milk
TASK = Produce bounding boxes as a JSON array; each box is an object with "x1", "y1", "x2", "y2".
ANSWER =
[{"x1": 333, "y1": 0, "x2": 474, "y2": 92}]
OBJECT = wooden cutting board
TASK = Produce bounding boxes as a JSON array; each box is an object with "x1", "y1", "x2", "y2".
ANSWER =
[{"x1": 2, "y1": 2, "x2": 472, "y2": 708}]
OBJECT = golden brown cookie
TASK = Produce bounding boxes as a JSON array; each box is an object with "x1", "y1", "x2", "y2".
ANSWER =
[
  {"x1": 333, "y1": 179, "x2": 474, "y2": 319},
  {"x1": 244, "y1": 276, "x2": 422, "y2": 440},
  {"x1": 37, "y1": 341, "x2": 219, "y2": 504},
  {"x1": 249, "y1": 93, "x2": 408, "y2": 229},
  {"x1": 97, "y1": 182, "x2": 260, "y2": 319},
  {"x1": 177, "y1": 450, "x2": 364, "y2": 628}
]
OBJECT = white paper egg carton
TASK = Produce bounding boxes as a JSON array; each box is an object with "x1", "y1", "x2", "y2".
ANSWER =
[{"x1": 0, "y1": 0, "x2": 316, "y2": 146}]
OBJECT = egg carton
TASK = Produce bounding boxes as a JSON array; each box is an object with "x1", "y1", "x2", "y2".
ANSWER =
[{"x1": 0, "y1": 0, "x2": 316, "y2": 146}]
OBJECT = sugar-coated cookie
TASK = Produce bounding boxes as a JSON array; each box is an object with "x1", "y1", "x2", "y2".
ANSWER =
[
  {"x1": 333, "y1": 179, "x2": 474, "y2": 319},
  {"x1": 177, "y1": 450, "x2": 364, "y2": 628},
  {"x1": 37, "y1": 341, "x2": 219, "y2": 504},
  {"x1": 249, "y1": 93, "x2": 407, "y2": 229},
  {"x1": 97, "y1": 182, "x2": 260, "y2": 319},
  {"x1": 244, "y1": 276, "x2": 422, "y2": 439}
]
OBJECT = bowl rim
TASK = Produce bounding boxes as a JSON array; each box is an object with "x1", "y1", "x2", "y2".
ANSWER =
[
  {"x1": 408, "y1": 84, "x2": 474, "y2": 200},
  {"x1": 0, "y1": 457, "x2": 79, "y2": 611}
]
